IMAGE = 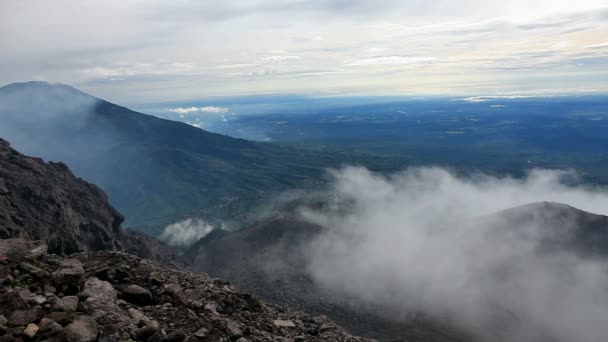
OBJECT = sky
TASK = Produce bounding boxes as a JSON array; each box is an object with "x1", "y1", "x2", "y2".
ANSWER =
[{"x1": 1, "y1": 0, "x2": 608, "y2": 104}]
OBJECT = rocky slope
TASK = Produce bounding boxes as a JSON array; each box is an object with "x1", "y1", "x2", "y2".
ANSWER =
[{"x1": 0, "y1": 238, "x2": 369, "y2": 342}]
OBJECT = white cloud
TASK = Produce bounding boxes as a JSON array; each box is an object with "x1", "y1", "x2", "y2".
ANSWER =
[
  {"x1": 159, "y1": 217, "x2": 214, "y2": 247},
  {"x1": 169, "y1": 106, "x2": 228, "y2": 114}
]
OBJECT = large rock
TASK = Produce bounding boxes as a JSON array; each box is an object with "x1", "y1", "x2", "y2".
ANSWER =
[{"x1": 118, "y1": 284, "x2": 153, "y2": 306}]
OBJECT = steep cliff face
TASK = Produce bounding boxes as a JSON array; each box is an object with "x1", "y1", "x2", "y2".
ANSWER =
[{"x1": 0, "y1": 138, "x2": 124, "y2": 254}]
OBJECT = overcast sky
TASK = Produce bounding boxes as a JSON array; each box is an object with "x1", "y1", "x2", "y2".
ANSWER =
[{"x1": 1, "y1": 0, "x2": 607, "y2": 103}]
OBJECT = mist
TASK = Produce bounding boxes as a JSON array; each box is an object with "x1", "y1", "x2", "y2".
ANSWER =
[
  {"x1": 297, "y1": 166, "x2": 608, "y2": 342},
  {"x1": 0, "y1": 82, "x2": 123, "y2": 179}
]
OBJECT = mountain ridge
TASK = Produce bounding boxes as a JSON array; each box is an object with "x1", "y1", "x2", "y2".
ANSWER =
[{"x1": 0, "y1": 81, "x2": 336, "y2": 235}]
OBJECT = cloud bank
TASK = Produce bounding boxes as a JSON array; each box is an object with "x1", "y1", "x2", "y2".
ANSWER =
[{"x1": 298, "y1": 166, "x2": 608, "y2": 342}]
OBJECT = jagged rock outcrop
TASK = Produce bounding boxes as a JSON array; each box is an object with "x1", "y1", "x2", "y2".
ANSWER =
[
  {"x1": 0, "y1": 138, "x2": 178, "y2": 263},
  {"x1": 121, "y1": 229, "x2": 180, "y2": 266},
  {"x1": 0, "y1": 238, "x2": 370, "y2": 342},
  {"x1": 0, "y1": 138, "x2": 124, "y2": 254}
]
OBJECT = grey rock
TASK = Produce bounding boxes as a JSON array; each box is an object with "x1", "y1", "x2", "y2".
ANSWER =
[
  {"x1": 81, "y1": 277, "x2": 116, "y2": 303},
  {"x1": 225, "y1": 319, "x2": 242, "y2": 338},
  {"x1": 65, "y1": 316, "x2": 98, "y2": 342},
  {"x1": 7, "y1": 308, "x2": 42, "y2": 327},
  {"x1": 39, "y1": 317, "x2": 62, "y2": 333},
  {"x1": 54, "y1": 296, "x2": 79, "y2": 312},
  {"x1": 274, "y1": 320, "x2": 296, "y2": 327},
  {"x1": 164, "y1": 284, "x2": 187, "y2": 305}
]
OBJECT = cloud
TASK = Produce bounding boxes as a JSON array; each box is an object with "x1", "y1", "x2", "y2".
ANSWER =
[
  {"x1": 169, "y1": 106, "x2": 228, "y2": 115},
  {"x1": 1, "y1": 1, "x2": 607, "y2": 100},
  {"x1": 159, "y1": 217, "x2": 214, "y2": 247},
  {"x1": 345, "y1": 56, "x2": 436, "y2": 67},
  {"x1": 297, "y1": 166, "x2": 608, "y2": 342}
]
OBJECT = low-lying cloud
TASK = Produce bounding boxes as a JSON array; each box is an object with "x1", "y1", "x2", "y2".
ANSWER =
[
  {"x1": 298, "y1": 166, "x2": 608, "y2": 342},
  {"x1": 169, "y1": 106, "x2": 228, "y2": 115},
  {"x1": 159, "y1": 217, "x2": 214, "y2": 247}
]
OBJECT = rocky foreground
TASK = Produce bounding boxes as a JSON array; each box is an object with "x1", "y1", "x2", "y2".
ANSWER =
[{"x1": 0, "y1": 238, "x2": 371, "y2": 342}]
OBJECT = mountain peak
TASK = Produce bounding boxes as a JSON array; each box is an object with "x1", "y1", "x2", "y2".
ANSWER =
[{"x1": 0, "y1": 80, "x2": 99, "y2": 102}]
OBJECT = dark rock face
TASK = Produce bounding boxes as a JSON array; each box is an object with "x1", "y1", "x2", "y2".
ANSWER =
[
  {"x1": 0, "y1": 138, "x2": 179, "y2": 263},
  {"x1": 0, "y1": 239, "x2": 370, "y2": 342},
  {"x1": 0, "y1": 138, "x2": 123, "y2": 255}
]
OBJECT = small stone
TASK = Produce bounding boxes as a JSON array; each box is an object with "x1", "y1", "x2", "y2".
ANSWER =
[
  {"x1": 235, "y1": 338, "x2": 248, "y2": 342},
  {"x1": 204, "y1": 303, "x2": 220, "y2": 316},
  {"x1": 225, "y1": 320, "x2": 242, "y2": 338},
  {"x1": 189, "y1": 300, "x2": 203, "y2": 309},
  {"x1": 318, "y1": 324, "x2": 333, "y2": 333},
  {"x1": 65, "y1": 316, "x2": 98, "y2": 342},
  {"x1": 273, "y1": 320, "x2": 296, "y2": 328},
  {"x1": 23, "y1": 323, "x2": 39, "y2": 338},
  {"x1": 33, "y1": 295, "x2": 47, "y2": 305},
  {"x1": 193, "y1": 327, "x2": 209, "y2": 338}
]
